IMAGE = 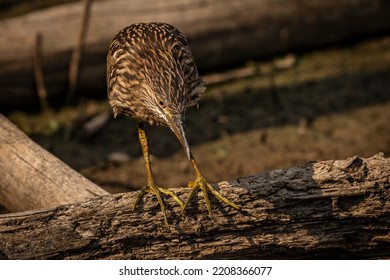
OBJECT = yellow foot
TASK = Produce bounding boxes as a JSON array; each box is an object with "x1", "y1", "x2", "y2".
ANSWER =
[
  {"x1": 182, "y1": 175, "x2": 240, "y2": 216},
  {"x1": 133, "y1": 184, "x2": 184, "y2": 226}
]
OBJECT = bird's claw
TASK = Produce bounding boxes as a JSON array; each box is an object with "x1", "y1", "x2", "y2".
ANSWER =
[
  {"x1": 182, "y1": 175, "x2": 240, "y2": 216},
  {"x1": 133, "y1": 184, "x2": 184, "y2": 227}
]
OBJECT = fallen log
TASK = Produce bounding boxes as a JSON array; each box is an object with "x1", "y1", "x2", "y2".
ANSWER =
[
  {"x1": 0, "y1": 153, "x2": 389, "y2": 259},
  {"x1": 0, "y1": 114, "x2": 109, "y2": 212},
  {"x1": 1, "y1": 0, "x2": 390, "y2": 110}
]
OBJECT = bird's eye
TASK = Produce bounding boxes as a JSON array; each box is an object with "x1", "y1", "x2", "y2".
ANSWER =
[{"x1": 158, "y1": 100, "x2": 166, "y2": 108}]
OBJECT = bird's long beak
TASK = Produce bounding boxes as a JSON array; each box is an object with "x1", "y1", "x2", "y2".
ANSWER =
[{"x1": 167, "y1": 114, "x2": 192, "y2": 161}]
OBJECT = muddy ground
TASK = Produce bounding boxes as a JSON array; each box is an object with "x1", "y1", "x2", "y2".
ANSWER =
[{"x1": 6, "y1": 36, "x2": 390, "y2": 196}]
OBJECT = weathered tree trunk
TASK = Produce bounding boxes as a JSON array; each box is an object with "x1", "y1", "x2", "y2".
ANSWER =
[
  {"x1": 0, "y1": 153, "x2": 389, "y2": 260},
  {"x1": 1, "y1": 0, "x2": 390, "y2": 110},
  {"x1": 0, "y1": 114, "x2": 109, "y2": 212}
]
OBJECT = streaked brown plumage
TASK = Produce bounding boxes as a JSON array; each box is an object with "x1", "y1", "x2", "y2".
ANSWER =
[{"x1": 107, "y1": 22, "x2": 239, "y2": 226}]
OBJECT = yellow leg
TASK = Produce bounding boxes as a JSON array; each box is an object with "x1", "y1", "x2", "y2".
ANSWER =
[
  {"x1": 182, "y1": 158, "x2": 240, "y2": 216},
  {"x1": 134, "y1": 122, "x2": 184, "y2": 226}
]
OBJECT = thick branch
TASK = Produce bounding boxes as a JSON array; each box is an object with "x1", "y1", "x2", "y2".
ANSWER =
[
  {"x1": 0, "y1": 114, "x2": 108, "y2": 212},
  {"x1": 0, "y1": 154, "x2": 389, "y2": 259}
]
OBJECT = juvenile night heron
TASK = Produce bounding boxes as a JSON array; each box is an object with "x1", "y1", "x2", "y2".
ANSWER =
[{"x1": 107, "y1": 22, "x2": 240, "y2": 225}]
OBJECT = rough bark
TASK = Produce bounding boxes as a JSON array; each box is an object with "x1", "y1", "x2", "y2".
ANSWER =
[
  {"x1": 0, "y1": 114, "x2": 109, "y2": 212},
  {"x1": 1, "y1": 0, "x2": 390, "y2": 110},
  {"x1": 0, "y1": 153, "x2": 389, "y2": 260}
]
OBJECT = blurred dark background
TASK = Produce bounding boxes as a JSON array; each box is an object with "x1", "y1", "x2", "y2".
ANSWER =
[{"x1": 1, "y1": 0, "x2": 389, "y2": 194}]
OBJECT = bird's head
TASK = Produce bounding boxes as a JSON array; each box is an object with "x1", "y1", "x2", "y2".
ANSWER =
[
  {"x1": 146, "y1": 83, "x2": 192, "y2": 161},
  {"x1": 140, "y1": 48, "x2": 205, "y2": 161}
]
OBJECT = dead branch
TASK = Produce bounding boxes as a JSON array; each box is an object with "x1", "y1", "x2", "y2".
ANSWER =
[
  {"x1": 0, "y1": 153, "x2": 389, "y2": 259},
  {"x1": 66, "y1": 0, "x2": 93, "y2": 105},
  {"x1": 0, "y1": 114, "x2": 108, "y2": 212},
  {"x1": 33, "y1": 32, "x2": 49, "y2": 111}
]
